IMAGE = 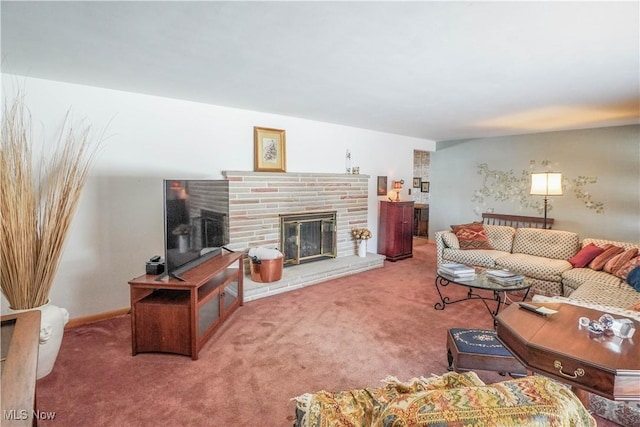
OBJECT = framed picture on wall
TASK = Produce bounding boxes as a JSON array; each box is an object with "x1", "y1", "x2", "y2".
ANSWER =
[
  {"x1": 377, "y1": 176, "x2": 388, "y2": 195},
  {"x1": 421, "y1": 181, "x2": 430, "y2": 193},
  {"x1": 413, "y1": 177, "x2": 421, "y2": 188},
  {"x1": 254, "y1": 126, "x2": 286, "y2": 172}
]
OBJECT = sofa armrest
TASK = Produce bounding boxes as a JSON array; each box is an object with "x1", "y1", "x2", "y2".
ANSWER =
[{"x1": 435, "y1": 230, "x2": 458, "y2": 266}]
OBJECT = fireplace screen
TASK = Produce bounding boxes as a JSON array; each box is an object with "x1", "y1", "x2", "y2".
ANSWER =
[{"x1": 280, "y1": 212, "x2": 337, "y2": 265}]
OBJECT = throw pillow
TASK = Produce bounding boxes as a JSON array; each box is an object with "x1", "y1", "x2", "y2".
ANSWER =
[
  {"x1": 567, "y1": 243, "x2": 604, "y2": 268},
  {"x1": 450, "y1": 223, "x2": 493, "y2": 250},
  {"x1": 588, "y1": 244, "x2": 624, "y2": 271},
  {"x1": 627, "y1": 265, "x2": 640, "y2": 291},
  {"x1": 603, "y1": 247, "x2": 639, "y2": 274},
  {"x1": 614, "y1": 256, "x2": 640, "y2": 280}
]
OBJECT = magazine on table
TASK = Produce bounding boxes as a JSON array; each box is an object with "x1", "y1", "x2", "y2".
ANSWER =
[
  {"x1": 486, "y1": 269, "x2": 520, "y2": 278},
  {"x1": 439, "y1": 263, "x2": 475, "y2": 276}
]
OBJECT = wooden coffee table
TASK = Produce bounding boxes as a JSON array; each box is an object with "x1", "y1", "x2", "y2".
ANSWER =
[{"x1": 496, "y1": 302, "x2": 640, "y2": 406}]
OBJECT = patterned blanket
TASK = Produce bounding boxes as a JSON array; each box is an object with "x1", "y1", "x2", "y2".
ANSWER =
[{"x1": 292, "y1": 372, "x2": 595, "y2": 427}]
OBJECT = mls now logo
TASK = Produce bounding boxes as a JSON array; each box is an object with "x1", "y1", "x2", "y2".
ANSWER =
[{"x1": 4, "y1": 409, "x2": 56, "y2": 421}]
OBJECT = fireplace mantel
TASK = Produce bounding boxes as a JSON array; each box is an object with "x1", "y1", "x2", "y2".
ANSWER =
[{"x1": 222, "y1": 171, "x2": 369, "y2": 258}]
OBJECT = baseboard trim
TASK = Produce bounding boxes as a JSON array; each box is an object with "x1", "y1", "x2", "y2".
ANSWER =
[{"x1": 66, "y1": 308, "x2": 130, "y2": 329}]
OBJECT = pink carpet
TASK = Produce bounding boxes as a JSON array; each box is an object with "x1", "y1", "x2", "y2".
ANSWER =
[{"x1": 35, "y1": 242, "x2": 615, "y2": 426}]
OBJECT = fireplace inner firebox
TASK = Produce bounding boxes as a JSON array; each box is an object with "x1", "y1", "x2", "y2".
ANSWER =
[{"x1": 280, "y1": 211, "x2": 337, "y2": 265}]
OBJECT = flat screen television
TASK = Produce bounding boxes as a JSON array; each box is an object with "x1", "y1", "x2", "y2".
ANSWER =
[{"x1": 162, "y1": 179, "x2": 230, "y2": 280}]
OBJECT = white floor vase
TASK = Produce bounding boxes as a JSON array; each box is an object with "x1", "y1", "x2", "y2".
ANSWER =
[{"x1": 8, "y1": 300, "x2": 69, "y2": 379}]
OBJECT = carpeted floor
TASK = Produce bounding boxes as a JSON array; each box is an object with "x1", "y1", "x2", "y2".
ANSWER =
[{"x1": 35, "y1": 242, "x2": 615, "y2": 426}]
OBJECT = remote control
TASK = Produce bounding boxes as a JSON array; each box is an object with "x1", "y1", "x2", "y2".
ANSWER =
[{"x1": 519, "y1": 302, "x2": 545, "y2": 315}]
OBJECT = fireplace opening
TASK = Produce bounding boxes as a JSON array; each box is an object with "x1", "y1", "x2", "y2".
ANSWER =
[
  {"x1": 280, "y1": 211, "x2": 337, "y2": 265},
  {"x1": 199, "y1": 209, "x2": 228, "y2": 248}
]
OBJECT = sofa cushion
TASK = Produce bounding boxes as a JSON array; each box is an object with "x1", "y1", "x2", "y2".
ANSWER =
[
  {"x1": 589, "y1": 244, "x2": 624, "y2": 271},
  {"x1": 569, "y1": 280, "x2": 640, "y2": 310},
  {"x1": 603, "y1": 248, "x2": 638, "y2": 274},
  {"x1": 562, "y1": 268, "x2": 624, "y2": 295},
  {"x1": 442, "y1": 248, "x2": 509, "y2": 268},
  {"x1": 496, "y1": 253, "x2": 572, "y2": 283},
  {"x1": 451, "y1": 223, "x2": 493, "y2": 250},
  {"x1": 483, "y1": 224, "x2": 516, "y2": 253},
  {"x1": 568, "y1": 243, "x2": 604, "y2": 268},
  {"x1": 512, "y1": 228, "x2": 579, "y2": 260}
]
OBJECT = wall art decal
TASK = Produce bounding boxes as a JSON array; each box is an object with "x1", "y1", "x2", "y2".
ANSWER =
[{"x1": 471, "y1": 160, "x2": 604, "y2": 215}]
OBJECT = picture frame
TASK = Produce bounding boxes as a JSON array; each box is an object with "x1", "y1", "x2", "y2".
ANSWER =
[
  {"x1": 377, "y1": 176, "x2": 388, "y2": 196},
  {"x1": 254, "y1": 127, "x2": 286, "y2": 172},
  {"x1": 421, "y1": 181, "x2": 430, "y2": 193},
  {"x1": 413, "y1": 177, "x2": 421, "y2": 188}
]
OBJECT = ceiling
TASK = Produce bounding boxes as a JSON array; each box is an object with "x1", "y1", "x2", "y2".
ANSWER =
[{"x1": 2, "y1": 1, "x2": 639, "y2": 142}]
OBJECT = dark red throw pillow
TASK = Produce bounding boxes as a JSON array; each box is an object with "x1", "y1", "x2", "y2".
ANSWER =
[
  {"x1": 568, "y1": 243, "x2": 604, "y2": 268},
  {"x1": 450, "y1": 223, "x2": 493, "y2": 250}
]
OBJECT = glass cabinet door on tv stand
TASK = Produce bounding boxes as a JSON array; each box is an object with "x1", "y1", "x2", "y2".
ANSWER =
[{"x1": 128, "y1": 252, "x2": 243, "y2": 360}]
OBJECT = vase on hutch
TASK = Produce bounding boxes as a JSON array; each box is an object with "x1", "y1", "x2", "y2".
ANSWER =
[
  {"x1": 7, "y1": 300, "x2": 69, "y2": 379},
  {"x1": 358, "y1": 240, "x2": 367, "y2": 258}
]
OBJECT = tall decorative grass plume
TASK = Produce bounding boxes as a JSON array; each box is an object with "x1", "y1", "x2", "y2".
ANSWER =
[{"x1": 1, "y1": 91, "x2": 103, "y2": 309}]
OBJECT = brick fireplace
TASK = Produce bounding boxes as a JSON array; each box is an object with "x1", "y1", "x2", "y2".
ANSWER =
[{"x1": 222, "y1": 171, "x2": 369, "y2": 257}]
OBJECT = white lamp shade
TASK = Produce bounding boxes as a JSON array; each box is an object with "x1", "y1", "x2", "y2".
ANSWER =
[{"x1": 530, "y1": 172, "x2": 563, "y2": 196}]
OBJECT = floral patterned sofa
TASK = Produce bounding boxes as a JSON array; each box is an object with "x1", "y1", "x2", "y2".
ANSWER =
[{"x1": 292, "y1": 371, "x2": 595, "y2": 427}]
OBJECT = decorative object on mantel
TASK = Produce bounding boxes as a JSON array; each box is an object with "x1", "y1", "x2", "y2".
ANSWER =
[
  {"x1": 254, "y1": 126, "x2": 286, "y2": 172},
  {"x1": 345, "y1": 149, "x2": 351, "y2": 174},
  {"x1": 1, "y1": 90, "x2": 103, "y2": 378},
  {"x1": 352, "y1": 227, "x2": 372, "y2": 258},
  {"x1": 377, "y1": 176, "x2": 387, "y2": 196}
]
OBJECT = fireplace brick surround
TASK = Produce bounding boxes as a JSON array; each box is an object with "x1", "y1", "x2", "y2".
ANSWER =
[
  {"x1": 222, "y1": 171, "x2": 384, "y2": 300},
  {"x1": 222, "y1": 171, "x2": 370, "y2": 255}
]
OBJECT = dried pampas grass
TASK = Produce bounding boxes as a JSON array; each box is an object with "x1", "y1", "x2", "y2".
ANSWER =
[{"x1": 1, "y1": 92, "x2": 102, "y2": 309}]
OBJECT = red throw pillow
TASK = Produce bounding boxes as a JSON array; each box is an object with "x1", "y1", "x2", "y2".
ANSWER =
[
  {"x1": 589, "y1": 245, "x2": 624, "y2": 271},
  {"x1": 614, "y1": 256, "x2": 640, "y2": 280},
  {"x1": 604, "y1": 248, "x2": 639, "y2": 274},
  {"x1": 568, "y1": 243, "x2": 604, "y2": 268},
  {"x1": 450, "y1": 223, "x2": 493, "y2": 250}
]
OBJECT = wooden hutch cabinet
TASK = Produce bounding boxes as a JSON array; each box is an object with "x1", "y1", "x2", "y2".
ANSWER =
[{"x1": 377, "y1": 201, "x2": 414, "y2": 261}]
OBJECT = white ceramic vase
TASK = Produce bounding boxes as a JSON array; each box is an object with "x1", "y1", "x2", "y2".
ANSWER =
[
  {"x1": 358, "y1": 240, "x2": 367, "y2": 258},
  {"x1": 8, "y1": 300, "x2": 69, "y2": 379}
]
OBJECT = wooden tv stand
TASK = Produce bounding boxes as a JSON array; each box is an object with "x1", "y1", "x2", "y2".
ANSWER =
[{"x1": 128, "y1": 252, "x2": 243, "y2": 360}]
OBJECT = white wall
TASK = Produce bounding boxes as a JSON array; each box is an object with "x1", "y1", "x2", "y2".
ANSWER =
[{"x1": 1, "y1": 75, "x2": 435, "y2": 318}]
